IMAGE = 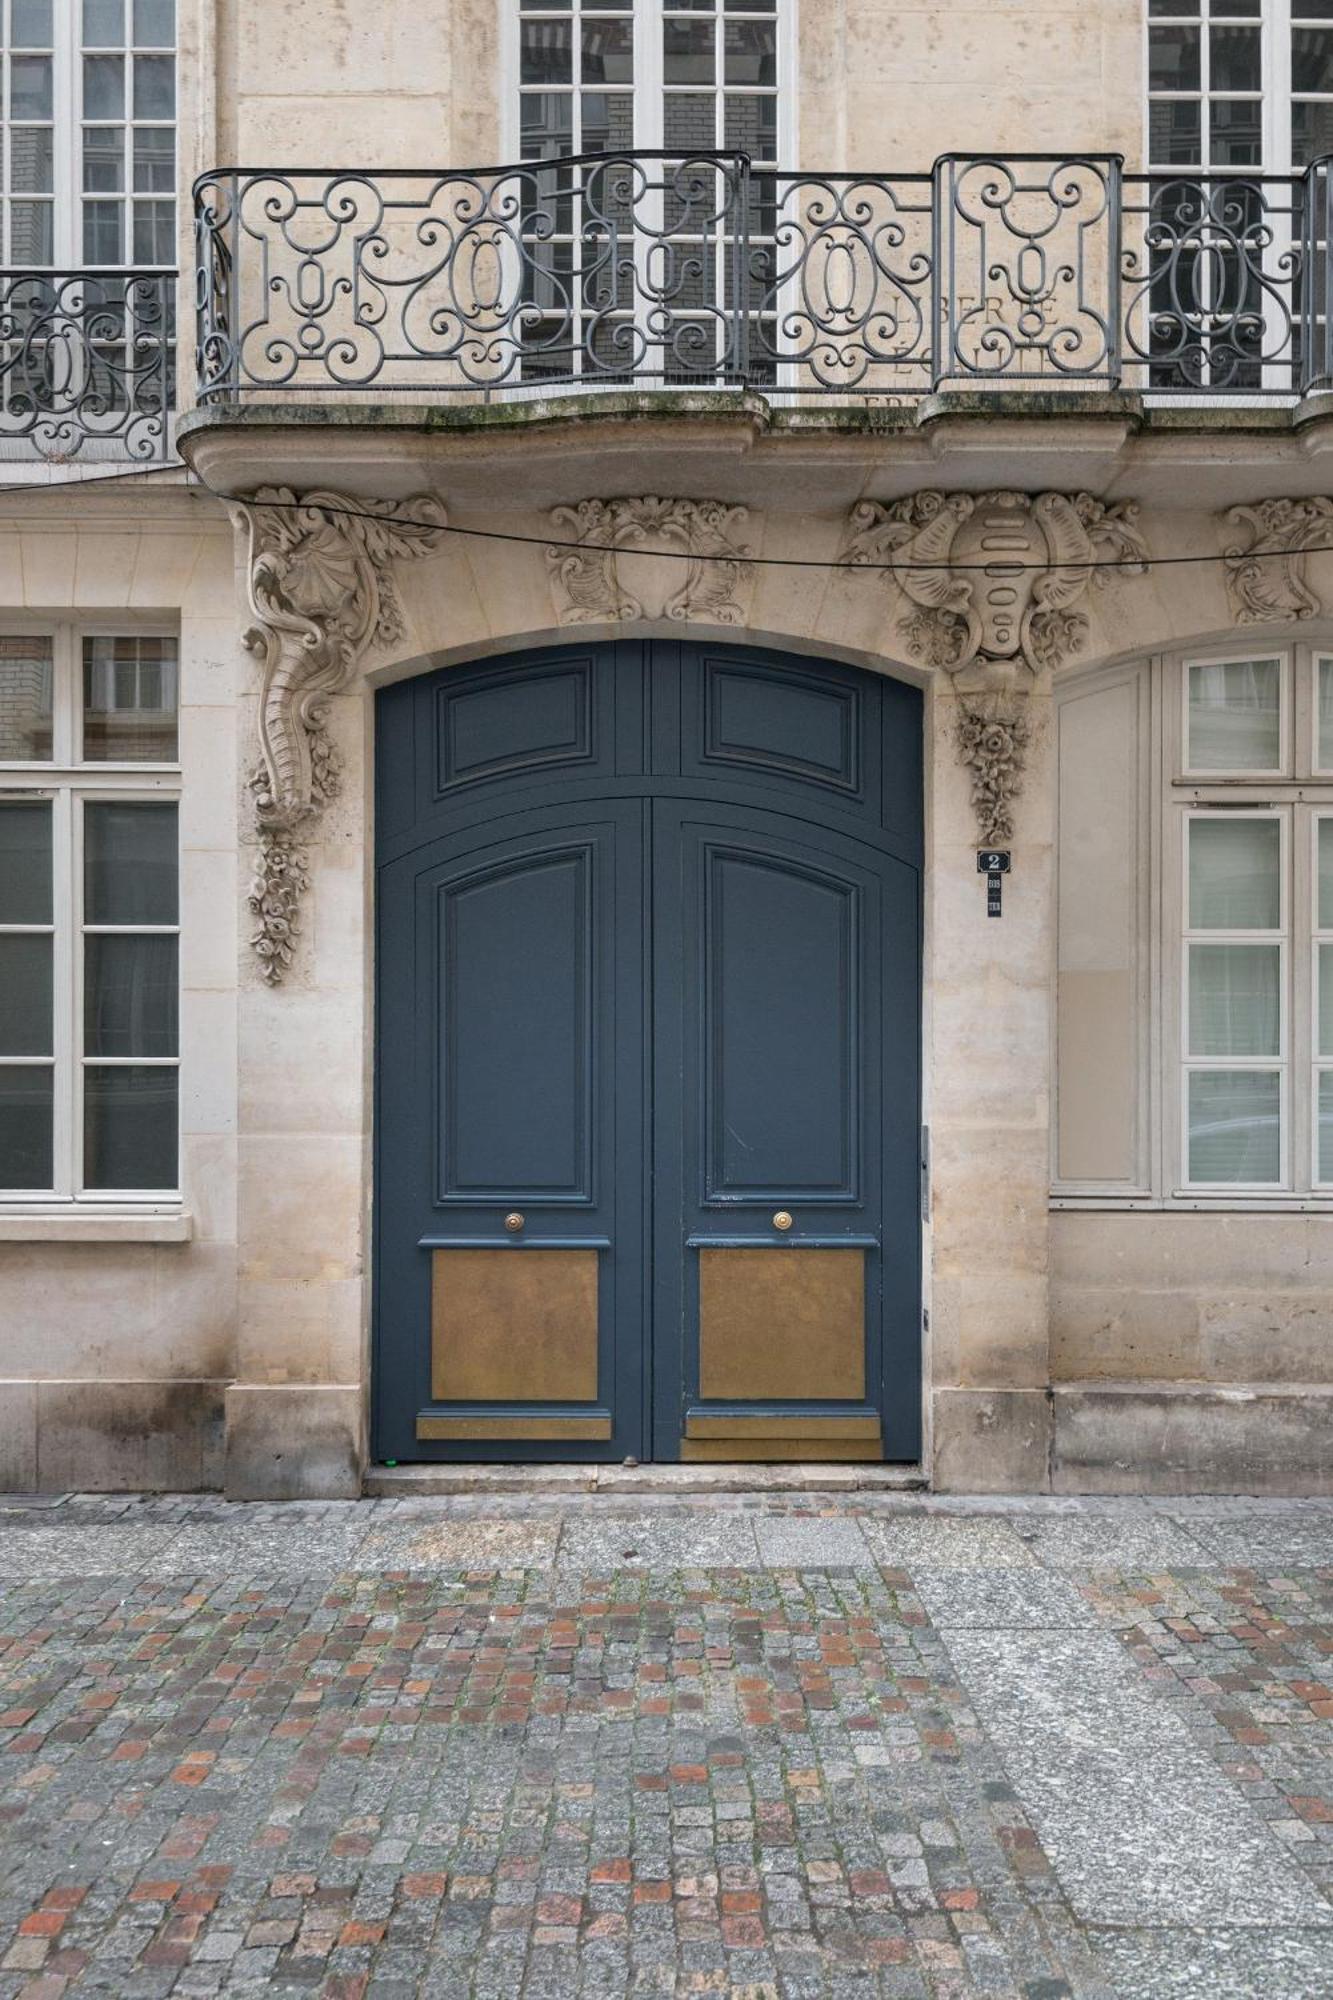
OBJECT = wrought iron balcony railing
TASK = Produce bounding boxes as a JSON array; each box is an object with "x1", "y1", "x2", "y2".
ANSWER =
[
  {"x1": 0, "y1": 269, "x2": 175, "y2": 463},
  {"x1": 192, "y1": 153, "x2": 1333, "y2": 406}
]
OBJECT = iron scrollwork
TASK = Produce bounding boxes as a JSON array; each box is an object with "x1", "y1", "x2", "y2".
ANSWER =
[{"x1": 0, "y1": 269, "x2": 174, "y2": 462}]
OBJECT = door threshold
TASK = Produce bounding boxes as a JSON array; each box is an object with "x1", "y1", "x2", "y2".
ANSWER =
[{"x1": 364, "y1": 1461, "x2": 927, "y2": 1497}]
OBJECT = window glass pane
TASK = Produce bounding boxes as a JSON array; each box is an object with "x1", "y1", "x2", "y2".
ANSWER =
[
  {"x1": 521, "y1": 20, "x2": 571, "y2": 84},
  {"x1": 724, "y1": 19, "x2": 777, "y2": 85},
  {"x1": 1150, "y1": 97, "x2": 1203, "y2": 163},
  {"x1": 579, "y1": 90, "x2": 632, "y2": 152},
  {"x1": 583, "y1": 17, "x2": 632, "y2": 83},
  {"x1": 1188, "y1": 1069, "x2": 1281, "y2": 1183},
  {"x1": 82, "y1": 0, "x2": 124, "y2": 45},
  {"x1": 1320, "y1": 944, "x2": 1333, "y2": 1058},
  {"x1": 82, "y1": 635, "x2": 177, "y2": 761},
  {"x1": 81, "y1": 199, "x2": 122, "y2": 263},
  {"x1": 1187, "y1": 658, "x2": 1281, "y2": 770},
  {"x1": 12, "y1": 1, "x2": 54, "y2": 46},
  {"x1": 0, "y1": 638, "x2": 53, "y2": 760},
  {"x1": 1189, "y1": 943, "x2": 1281, "y2": 1056},
  {"x1": 133, "y1": 0, "x2": 174, "y2": 46},
  {"x1": 1320, "y1": 1072, "x2": 1333, "y2": 1183},
  {"x1": 132, "y1": 125, "x2": 172, "y2": 190},
  {"x1": 664, "y1": 92, "x2": 716, "y2": 150},
  {"x1": 84, "y1": 801, "x2": 177, "y2": 924},
  {"x1": 1208, "y1": 98, "x2": 1264, "y2": 164},
  {"x1": 1318, "y1": 659, "x2": 1333, "y2": 770},
  {"x1": 11, "y1": 127, "x2": 54, "y2": 194},
  {"x1": 82, "y1": 53, "x2": 125, "y2": 118},
  {"x1": 1321, "y1": 818, "x2": 1333, "y2": 930},
  {"x1": 1150, "y1": 24, "x2": 1201, "y2": 92},
  {"x1": 131, "y1": 52, "x2": 173, "y2": 119},
  {"x1": 0, "y1": 802, "x2": 50, "y2": 923},
  {"x1": 664, "y1": 18, "x2": 713, "y2": 83},
  {"x1": 724, "y1": 92, "x2": 776, "y2": 155},
  {"x1": 83, "y1": 1063, "x2": 176, "y2": 1189},
  {"x1": 0, "y1": 1066, "x2": 52, "y2": 1189},
  {"x1": 10, "y1": 54, "x2": 52, "y2": 119},
  {"x1": 83, "y1": 127, "x2": 124, "y2": 191},
  {"x1": 1210, "y1": 22, "x2": 1261, "y2": 91},
  {"x1": 0, "y1": 935, "x2": 51, "y2": 1055},
  {"x1": 1188, "y1": 817, "x2": 1281, "y2": 929},
  {"x1": 1293, "y1": 25, "x2": 1333, "y2": 93},
  {"x1": 1292, "y1": 99, "x2": 1333, "y2": 166},
  {"x1": 131, "y1": 199, "x2": 173, "y2": 262},
  {"x1": 520, "y1": 90, "x2": 573, "y2": 157},
  {"x1": 84, "y1": 934, "x2": 177, "y2": 1056},
  {"x1": 10, "y1": 201, "x2": 52, "y2": 262}
]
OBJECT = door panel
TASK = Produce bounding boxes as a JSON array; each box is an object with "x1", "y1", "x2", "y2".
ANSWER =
[
  {"x1": 375, "y1": 803, "x2": 645, "y2": 1462},
  {"x1": 374, "y1": 640, "x2": 922, "y2": 1465},
  {"x1": 651, "y1": 801, "x2": 921, "y2": 1463}
]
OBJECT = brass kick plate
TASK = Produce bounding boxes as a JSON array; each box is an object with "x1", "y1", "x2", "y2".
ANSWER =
[
  {"x1": 416, "y1": 1412, "x2": 611, "y2": 1442},
  {"x1": 698, "y1": 1246, "x2": 865, "y2": 1401},
  {"x1": 431, "y1": 1246, "x2": 599, "y2": 1403}
]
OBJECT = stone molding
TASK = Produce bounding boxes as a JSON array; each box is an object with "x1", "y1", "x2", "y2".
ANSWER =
[
  {"x1": 547, "y1": 496, "x2": 751, "y2": 625},
  {"x1": 843, "y1": 490, "x2": 1147, "y2": 843},
  {"x1": 1223, "y1": 496, "x2": 1333, "y2": 623},
  {"x1": 234, "y1": 486, "x2": 448, "y2": 983}
]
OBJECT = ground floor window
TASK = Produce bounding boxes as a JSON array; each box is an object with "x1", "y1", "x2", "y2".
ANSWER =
[
  {"x1": 0, "y1": 621, "x2": 179, "y2": 1200},
  {"x1": 1055, "y1": 641, "x2": 1333, "y2": 1205}
]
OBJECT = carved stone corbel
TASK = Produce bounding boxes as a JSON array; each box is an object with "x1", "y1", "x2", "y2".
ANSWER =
[
  {"x1": 547, "y1": 496, "x2": 751, "y2": 625},
  {"x1": 1223, "y1": 497, "x2": 1333, "y2": 623},
  {"x1": 841, "y1": 489, "x2": 1148, "y2": 843},
  {"x1": 234, "y1": 486, "x2": 448, "y2": 983}
]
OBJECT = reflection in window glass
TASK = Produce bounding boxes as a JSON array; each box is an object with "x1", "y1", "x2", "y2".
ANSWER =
[
  {"x1": 84, "y1": 801, "x2": 177, "y2": 924},
  {"x1": 83, "y1": 1062, "x2": 177, "y2": 1189},
  {"x1": 0, "y1": 636, "x2": 53, "y2": 759},
  {"x1": 1320, "y1": 818, "x2": 1333, "y2": 930},
  {"x1": 82, "y1": 635, "x2": 177, "y2": 760},
  {"x1": 1319, "y1": 658, "x2": 1333, "y2": 769},
  {"x1": 1188, "y1": 1069, "x2": 1282, "y2": 1183},
  {"x1": 1187, "y1": 658, "x2": 1281, "y2": 771},
  {"x1": 0, "y1": 801, "x2": 51, "y2": 923},
  {"x1": 1320, "y1": 1071, "x2": 1333, "y2": 1183},
  {"x1": 0, "y1": 933, "x2": 52, "y2": 1055},
  {"x1": 0, "y1": 1067, "x2": 52, "y2": 1189}
]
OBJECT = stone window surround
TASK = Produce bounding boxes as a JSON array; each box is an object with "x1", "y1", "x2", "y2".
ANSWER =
[
  {"x1": 0, "y1": 610, "x2": 187, "y2": 1235},
  {"x1": 1053, "y1": 637, "x2": 1333, "y2": 1213}
]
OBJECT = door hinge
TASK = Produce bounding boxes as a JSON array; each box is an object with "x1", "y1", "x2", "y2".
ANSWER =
[{"x1": 920, "y1": 1124, "x2": 931, "y2": 1222}]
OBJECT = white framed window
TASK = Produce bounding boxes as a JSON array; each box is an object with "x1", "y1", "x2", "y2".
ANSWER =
[
  {"x1": 507, "y1": 0, "x2": 793, "y2": 165},
  {"x1": 1147, "y1": 0, "x2": 1333, "y2": 172},
  {"x1": 0, "y1": 620, "x2": 179, "y2": 1203},
  {"x1": 0, "y1": 0, "x2": 175, "y2": 269},
  {"x1": 1055, "y1": 641, "x2": 1333, "y2": 1207}
]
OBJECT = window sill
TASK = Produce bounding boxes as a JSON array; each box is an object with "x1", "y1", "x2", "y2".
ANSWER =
[
  {"x1": 1050, "y1": 1194, "x2": 1333, "y2": 1214},
  {"x1": 0, "y1": 1209, "x2": 193, "y2": 1243}
]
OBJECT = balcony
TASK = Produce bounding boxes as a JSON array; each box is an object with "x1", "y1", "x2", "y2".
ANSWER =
[
  {"x1": 189, "y1": 153, "x2": 1333, "y2": 413},
  {"x1": 0, "y1": 270, "x2": 175, "y2": 466}
]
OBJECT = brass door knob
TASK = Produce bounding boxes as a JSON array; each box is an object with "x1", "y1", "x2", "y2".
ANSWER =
[
  {"x1": 772, "y1": 1210, "x2": 793, "y2": 1232},
  {"x1": 504, "y1": 1212, "x2": 525, "y2": 1233}
]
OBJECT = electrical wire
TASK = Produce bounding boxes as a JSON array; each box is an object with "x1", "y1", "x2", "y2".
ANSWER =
[{"x1": 0, "y1": 450, "x2": 1312, "y2": 585}]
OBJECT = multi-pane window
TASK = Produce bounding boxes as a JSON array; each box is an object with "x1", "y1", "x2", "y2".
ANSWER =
[
  {"x1": 1148, "y1": 0, "x2": 1333, "y2": 171},
  {"x1": 516, "y1": 0, "x2": 783, "y2": 162},
  {"x1": 1175, "y1": 649, "x2": 1333, "y2": 1194},
  {"x1": 0, "y1": 0, "x2": 175, "y2": 268},
  {"x1": 0, "y1": 623, "x2": 179, "y2": 1201}
]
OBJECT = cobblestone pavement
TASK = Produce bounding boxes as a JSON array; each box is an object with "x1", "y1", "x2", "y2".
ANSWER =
[{"x1": 0, "y1": 1494, "x2": 1329, "y2": 1998}]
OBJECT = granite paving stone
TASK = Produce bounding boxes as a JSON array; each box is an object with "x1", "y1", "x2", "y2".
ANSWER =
[{"x1": 0, "y1": 1493, "x2": 1326, "y2": 1996}]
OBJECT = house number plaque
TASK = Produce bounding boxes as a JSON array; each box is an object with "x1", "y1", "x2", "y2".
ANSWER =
[{"x1": 977, "y1": 848, "x2": 1010, "y2": 918}]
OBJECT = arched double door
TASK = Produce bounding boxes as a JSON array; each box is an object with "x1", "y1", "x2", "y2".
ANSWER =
[{"x1": 374, "y1": 639, "x2": 922, "y2": 1463}]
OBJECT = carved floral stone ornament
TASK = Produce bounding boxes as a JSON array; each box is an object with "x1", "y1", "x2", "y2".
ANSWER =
[
  {"x1": 842, "y1": 490, "x2": 1149, "y2": 844},
  {"x1": 1223, "y1": 496, "x2": 1333, "y2": 623},
  {"x1": 236, "y1": 486, "x2": 448, "y2": 983},
  {"x1": 547, "y1": 496, "x2": 752, "y2": 626}
]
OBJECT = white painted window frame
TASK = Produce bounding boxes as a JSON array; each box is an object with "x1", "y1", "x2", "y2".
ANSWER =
[
  {"x1": 0, "y1": 613, "x2": 180, "y2": 1209},
  {"x1": 0, "y1": 0, "x2": 176, "y2": 270},
  {"x1": 1053, "y1": 639, "x2": 1333, "y2": 1209}
]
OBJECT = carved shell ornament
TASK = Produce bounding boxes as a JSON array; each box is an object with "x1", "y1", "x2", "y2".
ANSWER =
[
  {"x1": 547, "y1": 495, "x2": 752, "y2": 625},
  {"x1": 236, "y1": 486, "x2": 448, "y2": 983},
  {"x1": 842, "y1": 490, "x2": 1149, "y2": 844},
  {"x1": 1223, "y1": 496, "x2": 1333, "y2": 623}
]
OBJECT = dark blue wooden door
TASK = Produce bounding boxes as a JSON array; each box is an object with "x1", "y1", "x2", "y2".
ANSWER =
[{"x1": 374, "y1": 640, "x2": 921, "y2": 1463}]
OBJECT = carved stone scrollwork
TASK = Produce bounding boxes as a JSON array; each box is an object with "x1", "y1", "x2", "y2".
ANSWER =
[
  {"x1": 547, "y1": 496, "x2": 752, "y2": 626},
  {"x1": 842, "y1": 489, "x2": 1148, "y2": 842},
  {"x1": 235, "y1": 486, "x2": 448, "y2": 983},
  {"x1": 1223, "y1": 497, "x2": 1333, "y2": 623}
]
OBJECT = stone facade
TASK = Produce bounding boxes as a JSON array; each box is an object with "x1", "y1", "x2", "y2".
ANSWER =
[{"x1": 0, "y1": 0, "x2": 1329, "y2": 1496}]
